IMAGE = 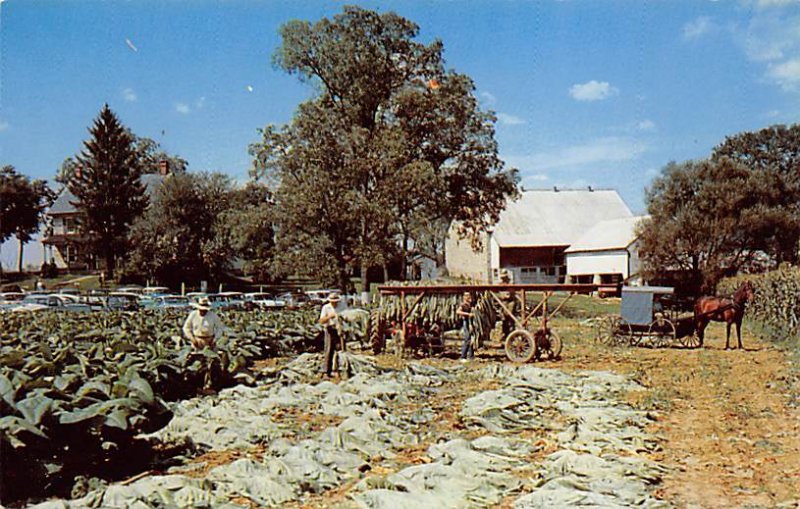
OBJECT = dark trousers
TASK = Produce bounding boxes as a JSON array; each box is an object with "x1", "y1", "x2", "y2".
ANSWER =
[
  {"x1": 460, "y1": 322, "x2": 474, "y2": 359},
  {"x1": 322, "y1": 326, "x2": 340, "y2": 375}
]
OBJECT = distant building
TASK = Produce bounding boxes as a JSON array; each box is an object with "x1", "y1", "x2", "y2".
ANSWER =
[
  {"x1": 42, "y1": 162, "x2": 170, "y2": 271},
  {"x1": 564, "y1": 215, "x2": 648, "y2": 285},
  {"x1": 445, "y1": 188, "x2": 634, "y2": 283}
]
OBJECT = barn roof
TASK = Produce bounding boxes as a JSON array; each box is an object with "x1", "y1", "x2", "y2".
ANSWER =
[
  {"x1": 491, "y1": 189, "x2": 633, "y2": 247},
  {"x1": 565, "y1": 215, "x2": 648, "y2": 254}
]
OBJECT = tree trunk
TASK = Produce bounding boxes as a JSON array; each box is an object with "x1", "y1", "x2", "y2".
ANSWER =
[
  {"x1": 360, "y1": 261, "x2": 370, "y2": 294},
  {"x1": 382, "y1": 263, "x2": 389, "y2": 283},
  {"x1": 16, "y1": 234, "x2": 24, "y2": 273},
  {"x1": 105, "y1": 250, "x2": 115, "y2": 280},
  {"x1": 400, "y1": 233, "x2": 409, "y2": 281}
]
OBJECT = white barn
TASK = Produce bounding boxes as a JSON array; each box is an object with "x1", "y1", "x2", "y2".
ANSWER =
[
  {"x1": 445, "y1": 188, "x2": 634, "y2": 283},
  {"x1": 564, "y1": 215, "x2": 647, "y2": 285}
]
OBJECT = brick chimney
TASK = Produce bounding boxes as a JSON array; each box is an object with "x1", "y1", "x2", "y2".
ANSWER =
[{"x1": 158, "y1": 160, "x2": 169, "y2": 175}]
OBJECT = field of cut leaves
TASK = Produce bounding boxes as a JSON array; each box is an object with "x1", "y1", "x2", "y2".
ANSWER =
[{"x1": 0, "y1": 308, "x2": 324, "y2": 503}]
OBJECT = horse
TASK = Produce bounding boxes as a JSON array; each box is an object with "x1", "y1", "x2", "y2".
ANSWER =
[{"x1": 694, "y1": 281, "x2": 755, "y2": 350}]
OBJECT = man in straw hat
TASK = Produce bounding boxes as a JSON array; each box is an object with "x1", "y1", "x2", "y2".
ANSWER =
[
  {"x1": 183, "y1": 296, "x2": 224, "y2": 349},
  {"x1": 319, "y1": 292, "x2": 344, "y2": 377}
]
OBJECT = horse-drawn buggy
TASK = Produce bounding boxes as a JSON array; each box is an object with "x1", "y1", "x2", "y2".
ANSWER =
[
  {"x1": 372, "y1": 283, "x2": 598, "y2": 363},
  {"x1": 594, "y1": 286, "x2": 700, "y2": 348}
]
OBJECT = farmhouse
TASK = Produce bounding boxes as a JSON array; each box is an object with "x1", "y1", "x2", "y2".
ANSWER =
[
  {"x1": 42, "y1": 163, "x2": 170, "y2": 271},
  {"x1": 445, "y1": 188, "x2": 633, "y2": 283},
  {"x1": 564, "y1": 215, "x2": 647, "y2": 285}
]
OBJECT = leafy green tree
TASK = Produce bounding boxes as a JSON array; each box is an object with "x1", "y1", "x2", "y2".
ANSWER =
[
  {"x1": 638, "y1": 157, "x2": 797, "y2": 293},
  {"x1": 252, "y1": 6, "x2": 519, "y2": 291},
  {"x1": 68, "y1": 105, "x2": 147, "y2": 278},
  {"x1": 0, "y1": 166, "x2": 52, "y2": 272},
  {"x1": 712, "y1": 124, "x2": 800, "y2": 263},
  {"x1": 57, "y1": 134, "x2": 186, "y2": 185},
  {"x1": 125, "y1": 172, "x2": 242, "y2": 287}
]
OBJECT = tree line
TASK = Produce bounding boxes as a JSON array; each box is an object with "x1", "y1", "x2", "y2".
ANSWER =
[
  {"x1": 2, "y1": 6, "x2": 799, "y2": 294},
  {"x1": 639, "y1": 124, "x2": 800, "y2": 294}
]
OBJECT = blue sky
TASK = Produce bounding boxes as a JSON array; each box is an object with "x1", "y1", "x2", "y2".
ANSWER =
[{"x1": 1, "y1": 0, "x2": 799, "y2": 217}]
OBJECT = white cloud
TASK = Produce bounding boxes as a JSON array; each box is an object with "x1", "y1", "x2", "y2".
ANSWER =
[
  {"x1": 505, "y1": 137, "x2": 647, "y2": 173},
  {"x1": 0, "y1": 120, "x2": 8, "y2": 132},
  {"x1": 496, "y1": 113, "x2": 526, "y2": 125},
  {"x1": 768, "y1": 58, "x2": 800, "y2": 90},
  {"x1": 637, "y1": 119, "x2": 656, "y2": 131},
  {"x1": 757, "y1": 0, "x2": 798, "y2": 8},
  {"x1": 764, "y1": 109, "x2": 781, "y2": 117},
  {"x1": 195, "y1": 96, "x2": 206, "y2": 110},
  {"x1": 568, "y1": 80, "x2": 619, "y2": 102},
  {"x1": 524, "y1": 173, "x2": 549, "y2": 182},
  {"x1": 122, "y1": 88, "x2": 137, "y2": 102},
  {"x1": 479, "y1": 91, "x2": 497, "y2": 105},
  {"x1": 175, "y1": 102, "x2": 191, "y2": 115},
  {"x1": 683, "y1": 16, "x2": 714, "y2": 39}
]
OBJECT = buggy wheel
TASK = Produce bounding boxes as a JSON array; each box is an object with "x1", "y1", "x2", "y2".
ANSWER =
[
  {"x1": 648, "y1": 317, "x2": 676, "y2": 348},
  {"x1": 505, "y1": 329, "x2": 537, "y2": 363},
  {"x1": 679, "y1": 332, "x2": 702, "y2": 349},
  {"x1": 595, "y1": 314, "x2": 622, "y2": 346},
  {"x1": 535, "y1": 329, "x2": 562, "y2": 360}
]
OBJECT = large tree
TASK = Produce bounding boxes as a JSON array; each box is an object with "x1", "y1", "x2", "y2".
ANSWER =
[
  {"x1": 68, "y1": 105, "x2": 147, "y2": 278},
  {"x1": 57, "y1": 134, "x2": 187, "y2": 185},
  {"x1": 0, "y1": 166, "x2": 52, "y2": 272},
  {"x1": 712, "y1": 123, "x2": 800, "y2": 263},
  {"x1": 251, "y1": 6, "x2": 519, "y2": 291},
  {"x1": 638, "y1": 157, "x2": 797, "y2": 293},
  {"x1": 124, "y1": 172, "x2": 242, "y2": 287}
]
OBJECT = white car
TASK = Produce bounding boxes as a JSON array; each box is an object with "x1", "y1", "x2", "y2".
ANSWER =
[
  {"x1": 244, "y1": 292, "x2": 287, "y2": 309},
  {"x1": 142, "y1": 286, "x2": 171, "y2": 296},
  {"x1": 11, "y1": 294, "x2": 92, "y2": 313},
  {"x1": 305, "y1": 289, "x2": 338, "y2": 304}
]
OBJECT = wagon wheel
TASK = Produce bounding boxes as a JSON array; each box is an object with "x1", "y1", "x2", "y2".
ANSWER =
[
  {"x1": 647, "y1": 317, "x2": 676, "y2": 348},
  {"x1": 679, "y1": 333, "x2": 702, "y2": 349},
  {"x1": 505, "y1": 329, "x2": 537, "y2": 363},
  {"x1": 621, "y1": 322, "x2": 640, "y2": 347},
  {"x1": 534, "y1": 329, "x2": 562, "y2": 361},
  {"x1": 594, "y1": 314, "x2": 622, "y2": 346}
]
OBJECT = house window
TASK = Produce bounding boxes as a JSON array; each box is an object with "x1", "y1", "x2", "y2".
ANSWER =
[
  {"x1": 65, "y1": 217, "x2": 79, "y2": 234},
  {"x1": 544, "y1": 267, "x2": 556, "y2": 277}
]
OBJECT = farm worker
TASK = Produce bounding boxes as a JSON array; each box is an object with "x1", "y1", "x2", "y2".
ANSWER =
[
  {"x1": 499, "y1": 270, "x2": 517, "y2": 337},
  {"x1": 457, "y1": 292, "x2": 475, "y2": 362},
  {"x1": 183, "y1": 297, "x2": 224, "y2": 349},
  {"x1": 319, "y1": 292, "x2": 343, "y2": 377}
]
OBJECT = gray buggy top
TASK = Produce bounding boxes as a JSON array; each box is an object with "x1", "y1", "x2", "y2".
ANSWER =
[{"x1": 620, "y1": 286, "x2": 675, "y2": 326}]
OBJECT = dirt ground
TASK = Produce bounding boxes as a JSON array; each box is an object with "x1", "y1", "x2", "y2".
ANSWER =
[
  {"x1": 546, "y1": 321, "x2": 800, "y2": 508},
  {"x1": 269, "y1": 316, "x2": 800, "y2": 508}
]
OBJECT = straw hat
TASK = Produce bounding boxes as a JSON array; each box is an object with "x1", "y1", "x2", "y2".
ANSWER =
[
  {"x1": 327, "y1": 292, "x2": 342, "y2": 303},
  {"x1": 194, "y1": 297, "x2": 211, "y2": 310}
]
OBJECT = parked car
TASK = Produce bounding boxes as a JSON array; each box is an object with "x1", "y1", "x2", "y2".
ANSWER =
[
  {"x1": 142, "y1": 286, "x2": 171, "y2": 296},
  {"x1": 58, "y1": 287, "x2": 82, "y2": 296},
  {"x1": 117, "y1": 286, "x2": 144, "y2": 295},
  {"x1": 305, "y1": 289, "x2": 337, "y2": 304},
  {"x1": 207, "y1": 292, "x2": 246, "y2": 310},
  {"x1": 11, "y1": 294, "x2": 92, "y2": 313},
  {"x1": 244, "y1": 292, "x2": 287, "y2": 310},
  {"x1": 277, "y1": 292, "x2": 311, "y2": 308},
  {"x1": 150, "y1": 295, "x2": 192, "y2": 310},
  {"x1": 0, "y1": 292, "x2": 26, "y2": 307},
  {"x1": 106, "y1": 292, "x2": 142, "y2": 311}
]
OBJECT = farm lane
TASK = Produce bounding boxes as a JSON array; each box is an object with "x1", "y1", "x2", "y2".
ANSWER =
[{"x1": 554, "y1": 322, "x2": 800, "y2": 508}]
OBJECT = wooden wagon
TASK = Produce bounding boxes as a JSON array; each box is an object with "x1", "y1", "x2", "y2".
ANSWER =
[{"x1": 376, "y1": 284, "x2": 598, "y2": 363}]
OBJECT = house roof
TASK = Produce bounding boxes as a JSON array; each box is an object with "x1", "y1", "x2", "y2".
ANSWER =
[
  {"x1": 48, "y1": 173, "x2": 167, "y2": 216},
  {"x1": 565, "y1": 215, "x2": 649, "y2": 254},
  {"x1": 491, "y1": 189, "x2": 633, "y2": 247}
]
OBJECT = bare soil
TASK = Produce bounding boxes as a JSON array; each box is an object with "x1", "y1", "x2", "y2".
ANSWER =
[{"x1": 261, "y1": 319, "x2": 800, "y2": 508}]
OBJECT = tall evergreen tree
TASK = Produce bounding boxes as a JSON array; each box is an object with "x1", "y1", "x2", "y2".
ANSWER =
[{"x1": 68, "y1": 105, "x2": 147, "y2": 278}]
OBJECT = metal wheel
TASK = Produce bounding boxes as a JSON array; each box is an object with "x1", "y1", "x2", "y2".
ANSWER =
[
  {"x1": 595, "y1": 314, "x2": 623, "y2": 346},
  {"x1": 535, "y1": 329, "x2": 562, "y2": 360},
  {"x1": 648, "y1": 317, "x2": 676, "y2": 348},
  {"x1": 505, "y1": 329, "x2": 537, "y2": 363}
]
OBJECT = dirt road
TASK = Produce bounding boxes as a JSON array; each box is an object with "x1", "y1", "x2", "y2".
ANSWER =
[{"x1": 551, "y1": 320, "x2": 800, "y2": 508}]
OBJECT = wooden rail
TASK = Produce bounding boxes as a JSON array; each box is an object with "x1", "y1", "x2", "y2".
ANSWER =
[{"x1": 378, "y1": 284, "x2": 599, "y2": 294}]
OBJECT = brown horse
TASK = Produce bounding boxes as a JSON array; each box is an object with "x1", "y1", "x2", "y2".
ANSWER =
[{"x1": 694, "y1": 281, "x2": 755, "y2": 349}]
